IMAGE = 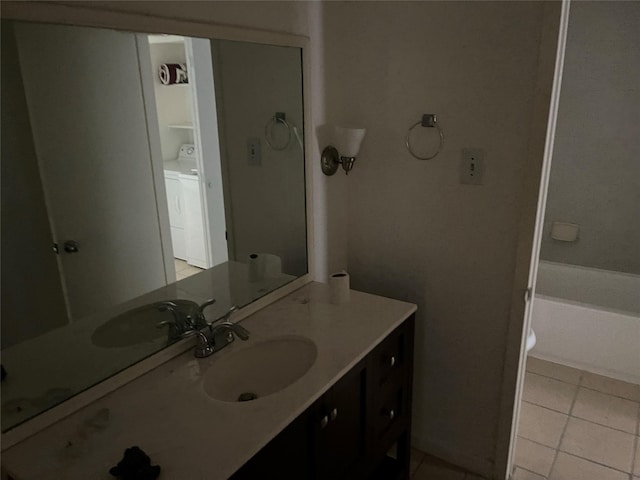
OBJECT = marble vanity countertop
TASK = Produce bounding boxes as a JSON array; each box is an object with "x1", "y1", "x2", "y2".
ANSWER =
[{"x1": 2, "y1": 282, "x2": 416, "y2": 480}]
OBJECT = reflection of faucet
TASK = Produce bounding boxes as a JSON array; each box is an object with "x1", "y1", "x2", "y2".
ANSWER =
[
  {"x1": 155, "y1": 302, "x2": 187, "y2": 341},
  {"x1": 154, "y1": 299, "x2": 217, "y2": 340},
  {"x1": 209, "y1": 305, "x2": 239, "y2": 326}
]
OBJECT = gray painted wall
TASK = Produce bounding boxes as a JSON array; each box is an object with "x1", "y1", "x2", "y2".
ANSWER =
[
  {"x1": 323, "y1": 1, "x2": 549, "y2": 473},
  {"x1": 540, "y1": 2, "x2": 640, "y2": 274}
]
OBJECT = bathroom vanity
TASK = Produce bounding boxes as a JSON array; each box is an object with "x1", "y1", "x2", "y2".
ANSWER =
[{"x1": 2, "y1": 283, "x2": 416, "y2": 480}]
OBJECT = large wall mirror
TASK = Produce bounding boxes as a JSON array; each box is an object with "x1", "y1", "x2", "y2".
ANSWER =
[{"x1": 1, "y1": 17, "x2": 309, "y2": 433}]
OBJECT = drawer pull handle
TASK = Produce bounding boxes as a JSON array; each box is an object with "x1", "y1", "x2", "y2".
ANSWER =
[
  {"x1": 383, "y1": 409, "x2": 395, "y2": 420},
  {"x1": 390, "y1": 356, "x2": 396, "y2": 367},
  {"x1": 320, "y1": 415, "x2": 329, "y2": 429},
  {"x1": 330, "y1": 408, "x2": 338, "y2": 421}
]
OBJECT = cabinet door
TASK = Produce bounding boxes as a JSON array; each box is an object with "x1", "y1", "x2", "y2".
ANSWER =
[
  {"x1": 230, "y1": 410, "x2": 311, "y2": 480},
  {"x1": 313, "y1": 363, "x2": 365, "y2": 480},
  {"x1": 164, "y1": 176, "x2": 186, "y2": 260},
  {"x1": 164, "y1": 176, "x2": 184, "y2": 228}
]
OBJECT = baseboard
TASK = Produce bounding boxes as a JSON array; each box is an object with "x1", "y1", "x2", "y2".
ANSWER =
[{"x1": 410, "y1": 432, "x2": 494, "y2": 479}]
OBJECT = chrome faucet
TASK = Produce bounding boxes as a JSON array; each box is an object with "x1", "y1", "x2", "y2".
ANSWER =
[
  {"x1": 180, "y1": 305, "x2": 250, "y2": 358},
  {"x1": 181, "y1": 329, "x2": 215, "y2": 358}
]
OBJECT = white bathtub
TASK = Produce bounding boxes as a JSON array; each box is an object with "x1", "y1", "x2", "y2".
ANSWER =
[{"x1": 531, "y1": 261, "x2": 640, "y2": 384}]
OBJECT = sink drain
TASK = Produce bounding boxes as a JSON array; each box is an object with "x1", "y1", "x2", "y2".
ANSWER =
[{"x1": 238, "y1": 392, "x2": 258, "y2": 402}]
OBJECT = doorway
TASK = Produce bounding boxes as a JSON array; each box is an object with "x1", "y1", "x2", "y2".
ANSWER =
[
  {"x1": 140, "y1": 34, "x2": 229, "y2": 282},
  {"x1": 511, "y1": 2, "x2": 640, "y2": 479}
]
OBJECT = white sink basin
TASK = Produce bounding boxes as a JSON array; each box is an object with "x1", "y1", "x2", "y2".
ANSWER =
[{"x1": 202, "y1": 336, "x2": 317, "y2": 402}]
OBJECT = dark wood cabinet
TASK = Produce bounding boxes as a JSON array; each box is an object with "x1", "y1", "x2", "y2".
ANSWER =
[
  {"x1": 311, "y1": 363, "x2": 366, "y2": 479},
  {"x1": 231, "y1": 314, "x2": 414, "y2": 480}
]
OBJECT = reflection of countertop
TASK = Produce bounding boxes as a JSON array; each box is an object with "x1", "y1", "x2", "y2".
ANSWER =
[
  {"x1": 1, "y1": 261, "x2": 294, "y2": 432},
  {"x1": 2, "y1": 283, "x2": 416, "y2": 480}
]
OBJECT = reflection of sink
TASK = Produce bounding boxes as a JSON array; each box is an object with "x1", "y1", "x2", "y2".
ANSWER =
[
  {"x1": 91, "y1": 300, "x2": 196, "y2": 348},
  {"x1": 202, "y1": 336, "x2": 317, "y2": 402}
]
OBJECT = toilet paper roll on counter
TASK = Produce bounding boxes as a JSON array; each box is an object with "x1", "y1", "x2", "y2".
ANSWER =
[
  {"x1": 329, "y1": 271, "x2": 350, "y2": 305},
  {"x1": 248, "y1": 253, "x2": 282, "y2": 282}
]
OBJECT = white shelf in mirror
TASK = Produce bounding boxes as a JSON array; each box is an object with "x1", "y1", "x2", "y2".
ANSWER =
[
  {"x1": 168, "y1": 123, "x2": 195, "y2": 130},
  {"x1": 148, "y1": 34, "x2": 185, "y2": 45}
]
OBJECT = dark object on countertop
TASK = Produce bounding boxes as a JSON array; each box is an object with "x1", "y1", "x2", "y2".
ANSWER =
[
  {"x1": 109, "y1": 446, "x2": 160, "y2": 480},
  {"x1": 1, "y1": 365, "x2": 6, "y2": 381}
]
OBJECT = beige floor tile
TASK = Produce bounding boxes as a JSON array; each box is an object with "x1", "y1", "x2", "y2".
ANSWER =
[
  {"x1": 174, "y1": 259, "x2": 192, "y2": 273},
  {"x1": 519, "y1": 401, "x2": 568, "y2": 448},
  {"x1": 182, "y1": 265, "x2": 203, "y2": 275},
  {"x1": 572, "y1": 387, "x2": 639, "y2": 433},
  {"x1": 550, "y1": 452, "x2": 627, "y2": 480},
  {"x1": 581, "y1": 372, "x2": 640, "y2": 402},
  {"x1": 176, "y1": 272, "x2": 189, "y2": 281},
  {"x1": 523, "y1": 372, "x2": 577, "y2": 414},
  {"x1": 512, "y1": 467, "x2": 546, "y2": 480},
  {"x1": 634, "y1": 439, "x2": 640, "y2": 476},
  {"x1": 410, "y1": 448, "x2": 425, "y2": 477},
  {"x1": 560, "y1": 417, "x2": 634, "y2": 472},
  {"x1": 514, "y1": 437, "x2": 555, "y2": 477},
  {"x1": 526, "y1": 357, "x2": 582, "y2": 384},
  {"x1": 413, "y1": 454, "x2": 467, "y2": 480}
]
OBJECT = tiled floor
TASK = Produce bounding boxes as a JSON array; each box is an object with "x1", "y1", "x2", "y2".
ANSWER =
[
  {"x1": 174, "y1": 259, "x2": 204, "y2": 281},
  {"x1": 410, "y1": 449, "x2": 483, "y2": 479},
  {"x1": 515, "y1": 356, "x2": 640, "y2": 480}
]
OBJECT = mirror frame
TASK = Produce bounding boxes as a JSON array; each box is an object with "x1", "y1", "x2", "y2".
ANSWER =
[{"x1": 1, "y1": 1, "x2": 315, "y2": 448}]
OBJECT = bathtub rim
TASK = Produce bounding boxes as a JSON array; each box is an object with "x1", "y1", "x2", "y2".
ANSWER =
[{"x1": 534, "y1": 292, "x2": 640, "y2": 318}]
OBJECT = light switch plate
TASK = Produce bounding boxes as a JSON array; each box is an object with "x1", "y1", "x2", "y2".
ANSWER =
[
  {"x1": 247, "y1": 137, "x2": 261, "y2": 166},
  {"x1": 460, "y1": 148, "x2": 484, "y2": 185}
]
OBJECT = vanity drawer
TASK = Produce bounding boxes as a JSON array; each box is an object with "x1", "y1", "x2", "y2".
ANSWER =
[
  {"x1": 370, "y1": 323, "x2": 410, "y2": 389},
  {"x1": 373, "y1": 384, "x2": 406, "y2": 439}
]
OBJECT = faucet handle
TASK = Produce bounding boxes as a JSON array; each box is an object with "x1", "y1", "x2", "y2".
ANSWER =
[
  {"x1": 198, "y1": 298, "x2": 216, "y2": 313},
  {"x1": 212, "y1": 321, "x2": 250, "y2": 341}
]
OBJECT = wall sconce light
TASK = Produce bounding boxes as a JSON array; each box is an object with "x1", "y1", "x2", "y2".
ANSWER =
[{"x1": 321, "y1": 126, "x2": 366, "y2": 175}]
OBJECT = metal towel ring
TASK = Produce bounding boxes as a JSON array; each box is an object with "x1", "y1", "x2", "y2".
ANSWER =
[
  {"x1": 405, "y1": 114, "x2": 444, "y2": 160},
  {"x1": 265, "y1": 112, "x2": 292, "y2": 151}
]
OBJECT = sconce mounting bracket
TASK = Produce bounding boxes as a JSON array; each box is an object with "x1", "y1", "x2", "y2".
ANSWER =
[{"x1": 321, "y1": 146, "x2": 340, "y2": 176}]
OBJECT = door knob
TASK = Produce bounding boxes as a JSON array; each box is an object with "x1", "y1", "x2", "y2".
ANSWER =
[{"x1": 63, "y1": 240, "x2": 80, "y2": 253}]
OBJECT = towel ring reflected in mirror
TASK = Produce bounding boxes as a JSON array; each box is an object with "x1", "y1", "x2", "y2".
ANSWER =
[
  {"x1": 265, "y1": 112, "x2": 292, "y2": 151},
  {"x1": 405, "y1": 113, "x2": 444, "y2": 160}
]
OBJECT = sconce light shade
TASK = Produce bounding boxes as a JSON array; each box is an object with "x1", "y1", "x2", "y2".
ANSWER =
[
  {"x1": 321, "y1": 126, "x2": 367, "y2": 176},
  {"x1": 334, "y1": 126, "x2": 366, "y2": 158}
]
